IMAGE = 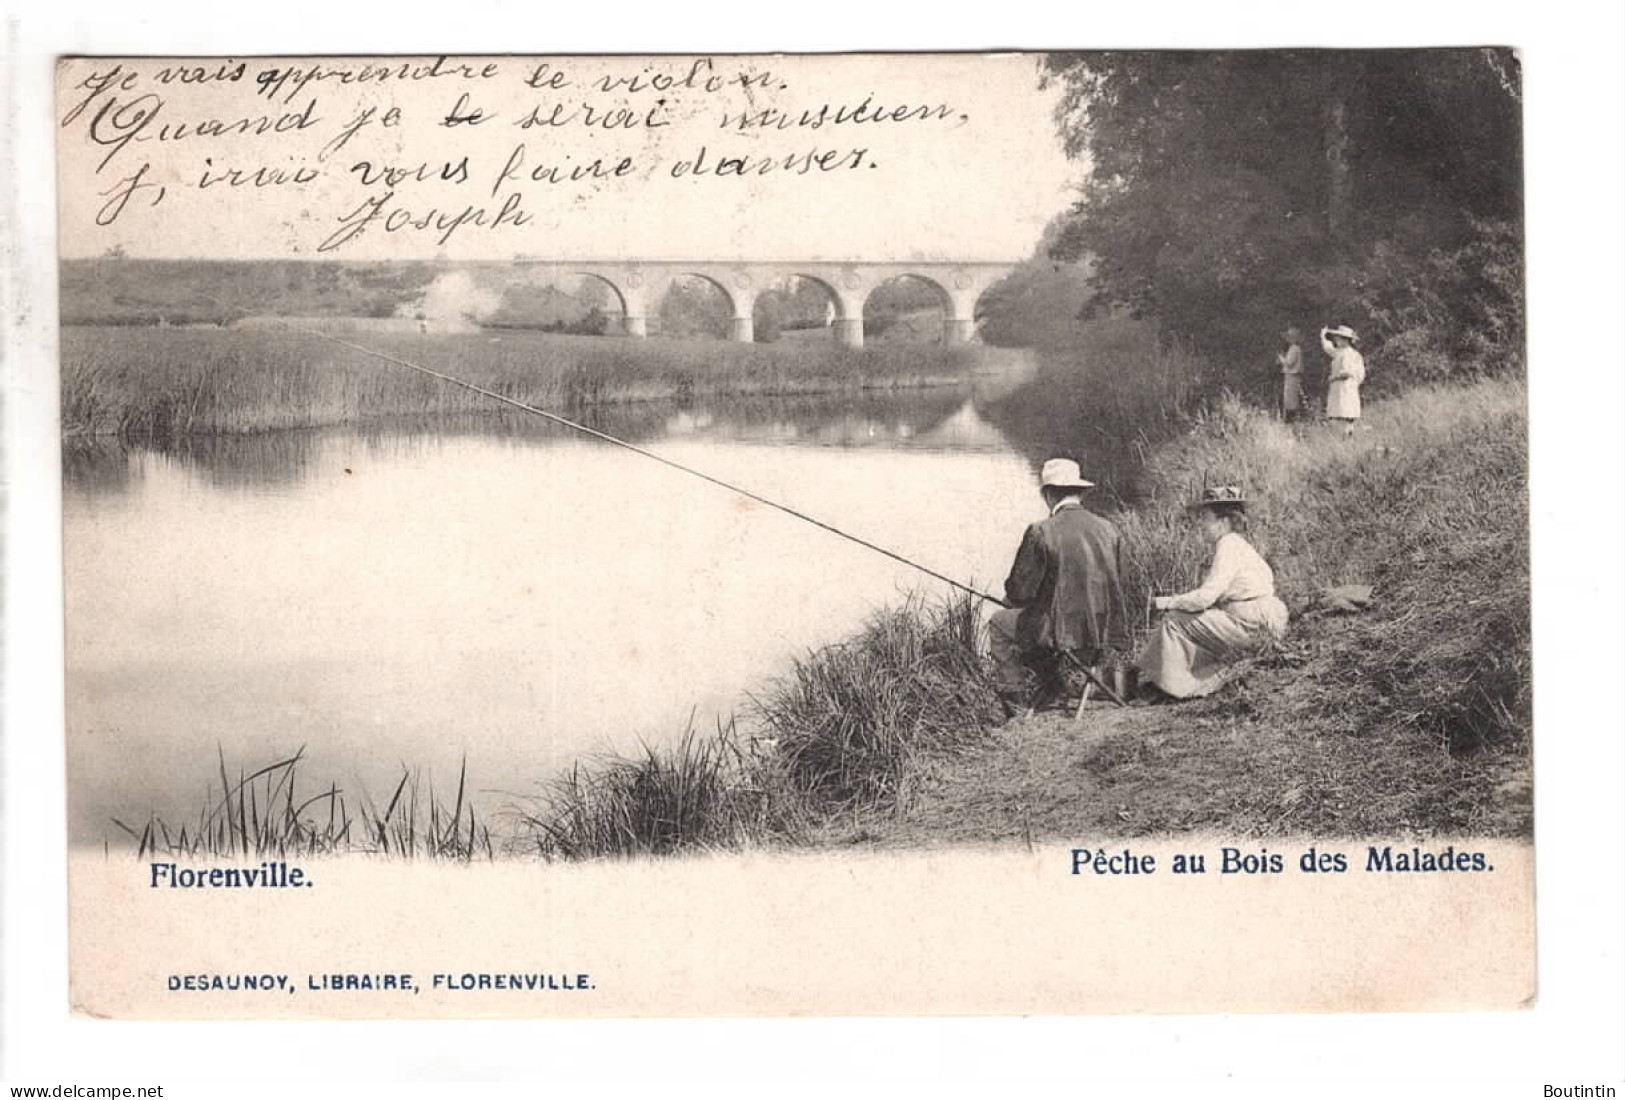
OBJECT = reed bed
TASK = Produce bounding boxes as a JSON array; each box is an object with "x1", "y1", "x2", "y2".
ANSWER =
[
  {"x1": 116, "y1": 747, "x2": 493, "y2": 861},
  {"x1": 61, "y1": 326, "x2": 1015, "y2": 439}
]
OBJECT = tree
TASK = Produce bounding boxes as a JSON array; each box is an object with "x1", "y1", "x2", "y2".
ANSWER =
[
  {"x1": 657, "y1": 276, "x2": 731, "y2": 339},
  {"x1": 1040, "y1": 50, "x2": 1523, "y2": 382},
  {"x1": 975, "y1": 216, "x2": 1097, "y2": 348},
  {"x1": 862, "y1": 276, "x2": 943, "y2": 341}
]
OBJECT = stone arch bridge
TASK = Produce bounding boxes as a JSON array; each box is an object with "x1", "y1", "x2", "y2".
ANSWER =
[{"x1": 512, "y1": 259, "x2": 1016, "y2": 347}]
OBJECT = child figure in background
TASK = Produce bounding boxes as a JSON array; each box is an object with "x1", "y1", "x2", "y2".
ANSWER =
[
  {"x1": 1276, "y1": 326, "x2": 1304, "y2": 421},
  {"x1": 1320, "y1": 324, "x2": 1365, "y2": 436}
]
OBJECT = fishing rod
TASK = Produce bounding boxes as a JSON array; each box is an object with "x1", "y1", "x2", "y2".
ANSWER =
[{"x1": 288, "y1": 325, "x2": 1009, "y2": 608}]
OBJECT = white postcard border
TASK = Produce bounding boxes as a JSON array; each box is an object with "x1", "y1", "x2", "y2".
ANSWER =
[{"x1": 5, "y1": 0, "x2": 1624, "y2": 1090}]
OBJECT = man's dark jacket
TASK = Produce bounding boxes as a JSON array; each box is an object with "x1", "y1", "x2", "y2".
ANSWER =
[{"x1": 1003, "y1": 502, "x2": 1127, "y2": 654}]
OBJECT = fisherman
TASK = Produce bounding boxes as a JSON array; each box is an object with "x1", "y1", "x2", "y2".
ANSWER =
[{"x1": 989, "y1": 458, "x2": 1127, "y2": 715}]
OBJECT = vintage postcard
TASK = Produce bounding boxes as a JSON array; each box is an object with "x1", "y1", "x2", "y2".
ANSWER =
[{"x1": 53, "y1": 49, "x2": 1535, "y2": 1019}]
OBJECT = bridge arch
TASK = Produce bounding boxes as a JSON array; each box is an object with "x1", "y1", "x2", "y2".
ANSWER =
[
  {"x1": 657, "y1": 272, "x2": 741, "y2": 341},
  {"x1": 905, "y1": 269, "x2": 990, "y2": 344},
  {"x1": 753, "y1": 274, "x2": 846, "y2": 343},
  {"x1": 789, "y1": 271, "x2": 866, "y2": 346},
  {"x1": 510, "y1": 258, "x2": 1016, "y2": 345},
  {"x1": 568, "y1": 272, "x2": 629, "y2": 336},
  {"x1": 784, "y1": 274, "x2": 847, "y2": 318},
  {"x1": 862, "y1": 273, "x2": 953, "y2": 344}
]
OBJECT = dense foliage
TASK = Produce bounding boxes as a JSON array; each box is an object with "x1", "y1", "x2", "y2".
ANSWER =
[
  {"x1": 974, "y1": 216, "x2": 1098, "y2": 349},
  {"x1": 1040, "y1": 50, "x2": 1524, "y2": 389}
]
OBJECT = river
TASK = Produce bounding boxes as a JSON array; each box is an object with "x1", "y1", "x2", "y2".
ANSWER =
[{"x1": 63, "y1": 367, "x2": 1146, "y2": 846}]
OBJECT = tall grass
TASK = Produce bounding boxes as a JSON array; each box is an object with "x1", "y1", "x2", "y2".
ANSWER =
[
  {"x1": 1114, "y1": 376, "x2": 1530, "y2": 755},
  {"x1": 116, "y1": 747, "x2": 494, "y2": 861},
  {"x1": 61, "y1": 326, "x2": 1022, "y2": 439},
  {"x1": 511, "y1": 594, "x2": 1001, "y2": 859},
  {"x1": 359, "y1": 756, "x2": 495, "y2": 861},
  {"x1": 512, "y1": 722, "x2": 798, "y2": 861},
  {"x1": 748, "y1": 594, "x2": 1003, "y2": 810}
]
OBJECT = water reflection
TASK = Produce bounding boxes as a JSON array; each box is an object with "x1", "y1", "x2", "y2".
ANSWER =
[
  {"x1": 61, "y1": 439, "x2": 135, "y2": 501},
  {"x1": 61, "y1": 351, "x2": 1154, "y2": 511},
  {"x1": 658, "y1": 389, "x2": 987, "y2": 450},
  {"x1": 63, "y1": 386, "x2": 1018, "y2": 496},
  {"x1": 977, "y1": 356, "x2": 1151, "y2": 507},
  {"x1": 172, "y1": 430, "x2": 328, "y2": 492},
  {"x1": 62, "y1": 349, "x2": 1154, "y2": 511}
]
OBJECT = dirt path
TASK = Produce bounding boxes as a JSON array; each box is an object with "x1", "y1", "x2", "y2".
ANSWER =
[{"x1": 835, "y1": 703, "x2": 1163, "y2": 849}]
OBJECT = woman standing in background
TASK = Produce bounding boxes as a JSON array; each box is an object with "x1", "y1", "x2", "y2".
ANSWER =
[
  {"x1": 1276, "y1": 325, "x2": 1304, "y2": 421},
  {"x1": 1321, "y1": 324, "x2": 1366, "y2": 436}
]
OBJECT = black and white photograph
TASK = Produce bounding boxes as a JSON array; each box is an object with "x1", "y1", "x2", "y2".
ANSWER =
[
  {"x1": 48, "y1": 46, "x2": 1541, "y2": 1016},
  {"x1": 5, "y1": 5, "x2": 1624, "y2": 1092}
]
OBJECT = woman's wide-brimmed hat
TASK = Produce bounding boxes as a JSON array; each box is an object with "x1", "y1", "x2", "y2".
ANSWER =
[
  {"x1": 1190, "y1": 484, "x2": 1248, "y2": 510},
  {"x1": 1039, "y1": 458, "x2": 1095, "y2": 490},
  {"x1": 1325, "y1": 324, "x2": 1360, "y2": 344}
]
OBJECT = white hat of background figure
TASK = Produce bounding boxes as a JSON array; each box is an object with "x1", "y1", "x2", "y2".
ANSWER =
[
  {"x1": 1039, "y1": 458, "x2": 1095, "y2": 491},
  {"x1": 1325, "y1": 324, "x2": 1360, "y2": 344}
]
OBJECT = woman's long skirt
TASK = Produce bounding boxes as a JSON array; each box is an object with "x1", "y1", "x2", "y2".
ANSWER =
[
  {"x1": 1136, "y1": 597, "x2": 1289, "y2": 698},
  {"x1": 1282, "y1": 374, "x2": 1302, "y2": 415}
]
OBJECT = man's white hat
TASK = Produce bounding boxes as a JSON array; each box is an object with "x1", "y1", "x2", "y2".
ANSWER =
[
  {"x1": 1040, "y1": 458, "x2": 1095, "y2": 490},
  {"x1": 1324, "y1": 324, "x2": 1360, "y2": 344}
]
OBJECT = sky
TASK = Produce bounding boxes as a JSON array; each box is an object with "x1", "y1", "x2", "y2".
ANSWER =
[{"x1": 54, "y1": 53, "x2": 1079, "y2": 263}]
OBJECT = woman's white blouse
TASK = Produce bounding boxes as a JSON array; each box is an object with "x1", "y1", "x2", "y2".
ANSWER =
[
  {"x1": 1158, "y1": 532, "x2": 1276, "y2": 612},
  {"x1": 1321, "y1": 339, "x2": 1366, "y2": 384}
]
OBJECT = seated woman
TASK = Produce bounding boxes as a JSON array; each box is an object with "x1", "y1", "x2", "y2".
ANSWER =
[{"x1": 1136, "y1": 486, "x2": 1289, "y2": 699}]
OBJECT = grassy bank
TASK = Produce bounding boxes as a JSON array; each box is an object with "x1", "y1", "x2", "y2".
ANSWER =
[
  {"x1": 1090, "y1": 375, "x2": 1531, "y2": 835},
  {"x1": 524, "y1": 372, "x2": 1532, "y2": 849},
  {"x1": 746, "y1": 595, "x2": 1003, "y2": 810},
  {"x1": 512, "y1": 725, "x2": 785, "y2": 861},
  {"x1": 62, "y1": 325, "x2": 1015, "y2": 439}
]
